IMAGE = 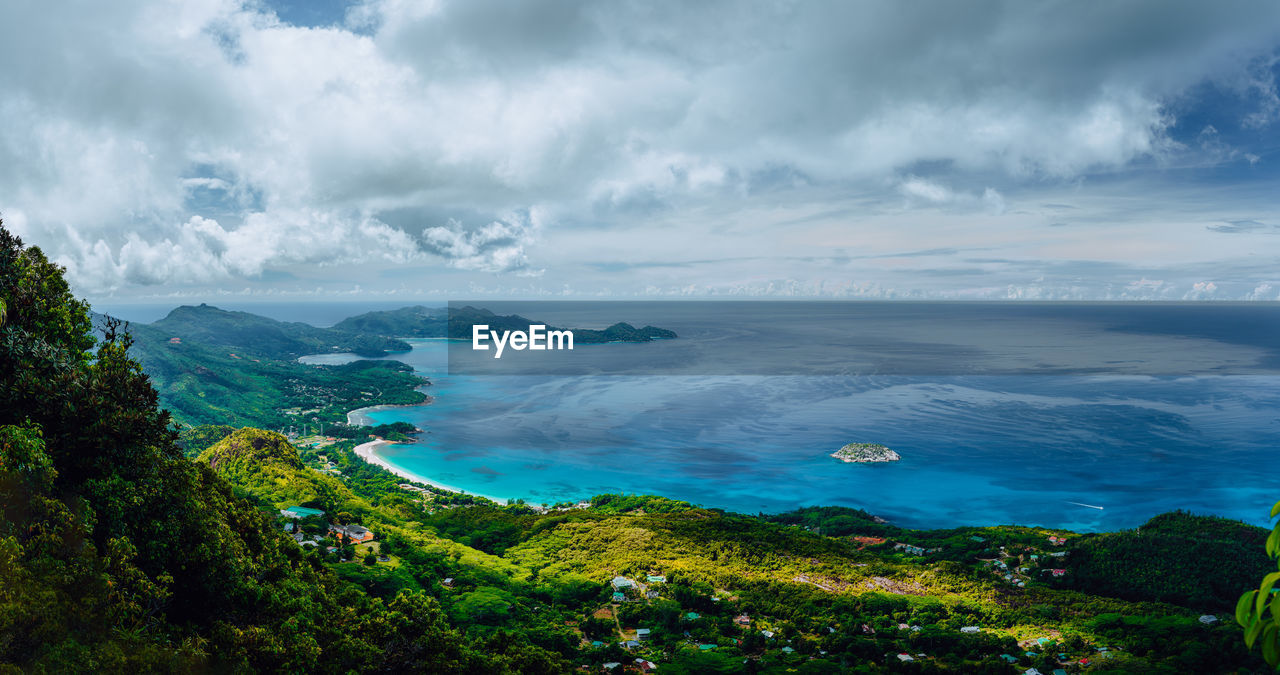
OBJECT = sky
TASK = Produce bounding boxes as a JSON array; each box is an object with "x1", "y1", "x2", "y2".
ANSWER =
[{"x1": 3, "y1": 0, "x2": 1280, "y2": 303}]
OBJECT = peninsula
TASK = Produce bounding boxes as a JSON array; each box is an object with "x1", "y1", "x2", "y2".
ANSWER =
[{"x1": 832, "y1": 442, "x2": 901, "y2": 463}]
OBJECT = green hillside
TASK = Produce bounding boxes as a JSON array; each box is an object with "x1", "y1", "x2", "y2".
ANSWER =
[
  {"x1": 0, "y1": 226, "x2": 514, "y2": 672},
  {"x1": 151, "y1": 303, "x2": 411, "y2": 359},
  {"x1": 333, "y1": 304, "x2": 449, "y2": 337},
  {"x1": 117, "y1": 312, "x2": 428, "y2": 429}
]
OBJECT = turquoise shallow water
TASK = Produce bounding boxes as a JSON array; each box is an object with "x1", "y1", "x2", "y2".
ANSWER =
[{"x1": 307, "y1": 339, "x2": 1280, "y2": 531}]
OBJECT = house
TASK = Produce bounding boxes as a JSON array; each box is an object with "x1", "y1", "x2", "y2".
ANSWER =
[
  {"x1": 1199, "y1": 614, "x2": 1218, "y2": 624},
  {"x1": 602, "y1": 663, "x2": 621, "y2": 671},
  {"x1": 898, "y1": 623, "x2": 909, "y2": 630},
  {"x1": 896, "y1": 654, "x2": 914, "y2": 662},
  {"x1": 1048, "y1": 536, "x2": 1066, "y2": 545},
  {"x1": 1050, "y1": 569, "x2": 1066, "y2": 577},
  {"x1": 697, "y1": 644, "x2": 716, "y2": 651},
  {"x1": 781, "y1": 647, "x2": 795, "y2": 654},
  {"x1": 645, "y1": 575, "x2": 666, "y2": 583},
  {"x1": 760, "y1": 630, "x2": 775, "y2": 639},
  {"x1": 1000, "y1": 654, "x2": 1018, "y2": 663},
  {"x1": 442, "y1": 578, "x2": 454, "y2": 587},
  {"x1": 611, "y1": 576, "x2": 636, "y2": 590},
  {"x1": 960, "y1": 626, "x2": 980, "y2": 634},
  {"x1": 168, "y1": 337, "x2": 181, "y2": 344},
  {"x1": 635, "y1": 628, "x2": 651, "y2": 642},
  {"x1": 645, "y1": 591, "x2": 660, "y2": 599},
  {"x1": 612, "y1": 592, "x2": 626, "y2": 603},
  {"x1": 280, "y1": 506, "x2": 325, "y2": 519},
  {"x1": 735, "y1": 614, "x2": 751, "y2": 625},
  {"x1": 685, "y1": 612, "x2": 700, "y2": 620},
  {"x1": 861, "y1": 624, "x2": 875, "y2": 635},
  {"x1": 1024, "y1": 670, "x2": 1043, "y2": 675},
  {"x1": 329, "y1": 523, "x2": 373, "y2": 543},
  {"x1": 621, "y1": 640, "x2": 640, "y2": 649},
  {"x1": 634, "y1": 659, "x2": 657, "y2": 672}
]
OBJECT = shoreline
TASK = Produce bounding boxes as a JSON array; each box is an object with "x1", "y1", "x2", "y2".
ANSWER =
[
  {"x1": 346, "y1": 389, "x2": 434, "y2": 426},
  {"x1": 353, "y1": 439, "x2": 508, "y2": 505}
]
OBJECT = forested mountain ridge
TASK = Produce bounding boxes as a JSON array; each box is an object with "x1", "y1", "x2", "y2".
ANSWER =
[
  {"x1": 152, "y1": 302, "x2": 411, "y2": 359},
  {"x1": 105, "y1": 308, "x2": 428, "y2": 430},
  {"x1": 333, "y1": 304, "x2": 449, "y2": 337}
]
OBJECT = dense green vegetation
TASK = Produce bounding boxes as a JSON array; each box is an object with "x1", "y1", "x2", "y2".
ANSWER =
[
  {"x1": 1059, "y1": 511, "x2": 1272, "y2": 611},
  {"x1": 120, "y1": 314, "x2": 429, "y2": 429},
  {"x1": 151, "y1": 302, "x2": 411, "y2": 359},
  {"x1": 333, "y1": 304, "x2": 449, "y2": 337},
  {"x1": 0, "y1": 224, "x2": 524, "y2": 672},
  {"x1": 2, "y1": 220, "x2": 1272, "y2": 673},
  {"x1": 1236, "y1": 499, "x2": 1280, "y2": 668}
]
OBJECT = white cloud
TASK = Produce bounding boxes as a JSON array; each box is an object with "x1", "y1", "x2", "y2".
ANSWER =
[
  {"x1": 421, "y1": 212, "x2": 542, "y2": 274},
  {"x1": 1, "y1": 0, "x2": 1279, "y2": 299}
]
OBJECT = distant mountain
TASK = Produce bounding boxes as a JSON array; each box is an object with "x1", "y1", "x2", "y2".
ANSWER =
[
  {"x1": 92, "y1": 309, "x2": 427, "y2": 429},
  {"x1": 152, "y1": 303, "x2": 411, "y2": 359},
  {"x1": 331, "y1": 304, "x2": 677, "y2": 343},
  {"x1": 447, "y1": 306, "x2": 677, "y2": 343},
  {"x1": 332, "y1": 305, "x2": 448, "y2": 338}
]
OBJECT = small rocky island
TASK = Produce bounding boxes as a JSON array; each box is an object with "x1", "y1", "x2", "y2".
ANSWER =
[{"x1": 831, "y1": 443, "x2": 901, "y2": 463}]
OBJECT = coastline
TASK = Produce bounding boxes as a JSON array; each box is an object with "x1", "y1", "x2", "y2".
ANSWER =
[
  {"x1": 346, "y1": 390, "x2": 433, "y2": 426},
  {"x1": 353, "y1": 438, "x2": 508, "y2": 505}
]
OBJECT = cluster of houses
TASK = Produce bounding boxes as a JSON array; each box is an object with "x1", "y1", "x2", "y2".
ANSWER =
[
  {"x1": 892, "y1": 542, "x2": 939, "y2": 556},
  {"x1": 598, "y1": 658, "x2": 656, "y2": 672},
  {"x1": 976, "y1": 539, "x2": 1073, "y2": 588},
  {"x1": 279, "y1": 505, "x2": 376, "y2": 547},
  {"x1": 609, "y1": 575, "x2": 666, "y2": 603}
]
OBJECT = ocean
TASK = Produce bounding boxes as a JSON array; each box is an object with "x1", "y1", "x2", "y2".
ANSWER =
[{"x1": 301, "y1": 302, "x2": 1280, "y2": 532}]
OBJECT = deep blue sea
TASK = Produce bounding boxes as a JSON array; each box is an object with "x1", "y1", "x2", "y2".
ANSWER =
[{"x1": 296, "y1": 302, "x2": 1280, "y2": 532}]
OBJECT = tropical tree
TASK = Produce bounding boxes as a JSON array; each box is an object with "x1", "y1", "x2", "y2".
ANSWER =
[{"x1": 1237, "y1": 499, "x2": 1280, "y2": 667}]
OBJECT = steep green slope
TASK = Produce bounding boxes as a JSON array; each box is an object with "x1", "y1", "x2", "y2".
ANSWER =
[
  {"x1": 0, "y1": 224, "x2": 510, "y2": 673},
  {"x1": 1058, "y1": 511, "x2": 1271, "y2": 611},
  {"x1": 198, "y1": 427, "x2": 354, "y2": 513}
]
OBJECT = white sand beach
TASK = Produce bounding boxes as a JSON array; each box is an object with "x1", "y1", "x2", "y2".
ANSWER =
[{"x1": 353, "y1": 439, "x2": 506, "y2": 504}]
